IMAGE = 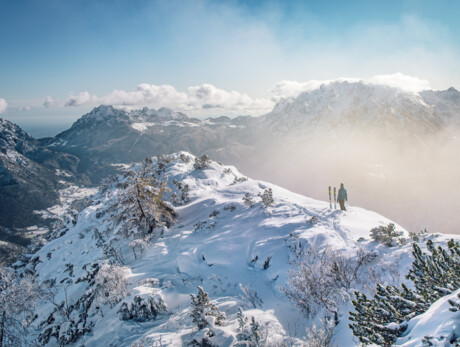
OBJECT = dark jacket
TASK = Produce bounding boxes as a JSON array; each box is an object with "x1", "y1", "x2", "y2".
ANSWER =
[{"x1": 338, "y1": 187, "x2": 347, "y2": 201}]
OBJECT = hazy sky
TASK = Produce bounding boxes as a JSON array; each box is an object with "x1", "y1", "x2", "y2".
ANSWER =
[{"x1": 1, "y1": 0, "x2": 459, "y2": 131}]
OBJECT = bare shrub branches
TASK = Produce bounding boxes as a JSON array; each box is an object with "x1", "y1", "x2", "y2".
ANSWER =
[{"x1": 283, "y1": 247, "x2": 372, "y2": 319}]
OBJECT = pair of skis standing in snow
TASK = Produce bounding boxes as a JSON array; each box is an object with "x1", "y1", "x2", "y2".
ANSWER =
[{"x1": 329, "y1": 183, "x2": 348, "y2": 211}]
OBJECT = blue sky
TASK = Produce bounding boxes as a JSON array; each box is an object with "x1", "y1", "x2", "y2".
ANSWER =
[{"x1": 1, "y1": 0, "x2": 459, "y2": 134}]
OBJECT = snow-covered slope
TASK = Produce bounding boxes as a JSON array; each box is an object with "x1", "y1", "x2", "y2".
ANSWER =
[
  {"x1": 29, "y1": 82, "x2": 460, "y2": 238},
  {"x1": 252, "y1": 83, "x2": 460, "y2": 236},
  {"x1": 15, "y1": 152, "x2": 459, "y2": 346},
  {"x1": 0, "y1": 119, "x2": 81, "y2": 249},
  {"x1": 263, "y1": 81, "x2": 446, "y2": 139},
  {"x1": 44, "y1": 83, "x2": 460, "y2": 170},
  {"x1": 41, "y1": 105, "x2": 257, "y2": 184},
  {"x1": 396, "y1": 289, "x2": 460, "y2": 346},
  {"x1": 420, "y1": 87, "x2": 460, "y2": 127}
]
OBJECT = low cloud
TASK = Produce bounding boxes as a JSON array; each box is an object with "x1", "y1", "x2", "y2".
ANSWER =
[
  {"x1": 270, "y1": 79, "x2": 359, "y2": 100},
  {"x1": 18, "y1": 106, "x2": 31, "y2": 112},
  {"x1": 0, "y1": 98, "x2": 7, "y2": 114},
  {"x1": 65, "y1": 91, "x2": 95, "y2": 106},
  {"x1": 368, "y1": 73, "x2": 431, "y2": 93},
  {"x1": 43, "y1": 74, "x2": 435, "y2": 116},
  {"x1": 43, "y1": 96, "x2": 58, "y2": 108},
  {"x1": 270, "y1": 73, "x2": 431, "y2": 101},
  {"x1": 48, "y1": 83, "x2": 273, "y2": 115},
  {"x1": 187, "y1": 84, "x2": 268, "y2": 111}
]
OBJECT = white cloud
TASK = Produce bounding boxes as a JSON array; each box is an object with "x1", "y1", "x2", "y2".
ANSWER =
[
  {"x1": 65, "y1": 91, "x2": 95, "y2": 106},
  {"x1": 270, "y1": 73, "x2": 431, "y2": 101},
  {"x1": 368, "y1": 73, "x2": 431, "y2": 93},
  {"x1": 43, "y1": 96, "x2": 58, "y2": 108},
  {"x1": 53, "y1": 83, "x2": 274, "y2": 115},
  {"x1": 186, "y1": 84, "x2": 268, "y2": 110},
  {"x1": 0, "y1": 98, "x2": 7, "y2": 114},
  {"x1": 43, "y1": 73, "x2": 435, "y2": 116},
  {"x1": 270, "y1": 78, "x2": 361, "y2": 100},
  {"x1": 18, "y1": 106, "x2": 31, "y2": 112}
]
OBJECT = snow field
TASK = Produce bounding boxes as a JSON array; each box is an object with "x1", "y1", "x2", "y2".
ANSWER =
[{"x1": 25, "y1": 152, "x2": 459, "y2": 346}]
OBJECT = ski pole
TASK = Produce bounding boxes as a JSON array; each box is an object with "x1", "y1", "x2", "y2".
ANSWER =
[{"x1": 333, "y1": 187, "x2": 337, "y2": 209}]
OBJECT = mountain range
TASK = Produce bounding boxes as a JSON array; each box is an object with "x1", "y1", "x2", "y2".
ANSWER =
[{"x1": 1, "y1": 80, "x2": 460, "y2": 261}]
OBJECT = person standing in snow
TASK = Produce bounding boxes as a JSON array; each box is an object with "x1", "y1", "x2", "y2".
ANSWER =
[{"x1": 337, "y1": 183, "x2": 347, "y2": 211}]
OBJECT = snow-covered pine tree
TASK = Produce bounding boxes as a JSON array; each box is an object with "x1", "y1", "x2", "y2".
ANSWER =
[
  {"x1": 38, "y1": 289, "x2": 97, "y2": 346},
  {"x1": 131, "y1": 295, "x2": 166, "y2": 321},
  {"x1": 179, "y1": 153, "x2": 192, "y2": 163},
  {"x1": 193, "y1": 155, "x2": 212, "y2": 170},
  {"x1": 407, "y1": 239, "x2": 460, "y2": 302},
  {"x1": 250, "y1": 316, "x2": 261, "y2": 345},
  {"x1": 242, "y1": 192, "x2": 254, "y2": 207},
  {"x1": 180, "y1": 183, "x2": 190, "y2": 203},
  {"x1": 118, "y1": 302, "x2": 131, "y2": 321},
  {"x1": 258, "y1": 188, "x2": 274, "y2": 208},
  {"x1": 235, "y1": 310, "x2": 264, "y2": 346},
  {"x1": 232, "y1": 176, "x2": 248, "y2": 184},
  {"x1": 117, "y1": 294, "x2": 167, "y2": 322},
  {"x1": 370, "y1": 223, "x2": 402, "y2": 247},
  {"x1": 190, "y1": 286, "x2": 209, "y2": 329},
  {"x1": 156, "y1": 154, "x2": 172, "y2": 177},
  {"x1": 190, "y1": 286, "x2": 225, "y2": 330},
  {"x1": 237, "y1": 307, "x2": 248, "y2": 332},
  {"x1": 172, "y1": 179, "x2": 190, "y2": 205},
  {"x1": 349, "y1": 239, "x2": 459, "y2": 346},
  {"x1": 448, "y1": 292, "x2": 460, "y2": 312},
  {"x1": 349, "y1": 282, "x2": 429, "y2": 346},
  {"x1": 349, "y1": 291, "x2": 396, "y2": 346},
  {"x1": 114, "y1": 165, "x2": 176, "y2": 238}
]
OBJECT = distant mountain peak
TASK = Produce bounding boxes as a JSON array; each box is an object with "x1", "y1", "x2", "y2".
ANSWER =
[
  {"x1": 148, "y1": 107, "x2": 188, "y2": 120},
  {"x1": 73, "y1": 105, "x2": 190, "y2": 129},
  {"x1": 76, "y1": 105, "x2": 127, "y2": 125},
  {"x1": 266, "y1": 81, "x2": 448, "y2": 135},
  {"x1": 0, "y1": 118, "x2": 35, "y2": 150}
]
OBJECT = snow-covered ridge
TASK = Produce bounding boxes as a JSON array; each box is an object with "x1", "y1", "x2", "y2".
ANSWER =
[
  {"x1": 71, "y1": 105, "x2": 191, "y2": 131},
  {"x1": 265, "y1": 81, "x2": 454, "y2": 135},
  {"x1": 67, "y1": 82, "x2": 460, "y2": 137},
  {"x1": 66, "y1": 80, "x2": 460, "y2": 143},
  {"x1": 0, "y1": 118, "x2": 35, "y2": 150},
  {"x1": 12, "y1": 152, "x2": 458, "y2": 346},
  {"x1": 0, "y1": 117, "x2": 82, "y2": 236},
  {"x1": 397, "y1": 289, "x2": 460, "y2": 346}
]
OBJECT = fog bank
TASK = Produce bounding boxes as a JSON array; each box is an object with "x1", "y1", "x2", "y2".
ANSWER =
[{"x1": 242, "y1": 125, "x2": 460, "y2": 235}]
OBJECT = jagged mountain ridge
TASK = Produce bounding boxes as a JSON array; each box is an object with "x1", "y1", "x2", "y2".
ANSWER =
[
  {"x1": 420, "y1": 87, "x2": 460, "y2": 127},
  {"x1": 41, "y1": 105, "x2": 259, "y2": 182},
  {"x1": 12, "y1": 152, "x2": 459, "y2": 346},
  {"x1": 44, "y1": 82, "x2": 460, "y2": 169},
  {"x1": 265, "y1": 81, "x2": 451, "y2": 139},
  {"x1": 0, "y1": 119, "x2": 82, "y2": 229},
  {"x1": 2, "y1": 81, "x2": 460, "y2": 245},
  {"x1": 48, "y1": 82, "x2": 460, "y2": 236},
  {"x1": 252, "y1": 83, "x2": 460, "y2": 236},
  {"x1": 36, "y1": 82, "x2": 460, "y2": 187}
]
